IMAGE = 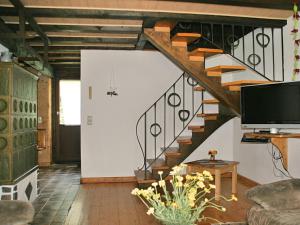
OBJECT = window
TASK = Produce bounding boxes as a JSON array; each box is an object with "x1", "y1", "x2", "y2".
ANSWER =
[{"x1": 59, "y1": 80, "x2": 81, "y2": 125}]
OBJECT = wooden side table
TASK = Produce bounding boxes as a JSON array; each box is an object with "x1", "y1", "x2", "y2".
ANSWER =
[{"x1": 186, "y1": 160, "x2": 239, "y2": 201}]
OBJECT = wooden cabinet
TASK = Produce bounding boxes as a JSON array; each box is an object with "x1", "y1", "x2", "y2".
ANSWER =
[{"x1": 0, "y1": 62, "x2": 38, "y2": 184}]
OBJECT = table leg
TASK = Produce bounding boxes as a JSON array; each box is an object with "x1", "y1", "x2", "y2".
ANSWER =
[
  {"x1": 215, "y1": 169, "x2": 221, "y2": 201},
  {"x1": 232, "y1": 165, "x2": 238, "y2": 194}
]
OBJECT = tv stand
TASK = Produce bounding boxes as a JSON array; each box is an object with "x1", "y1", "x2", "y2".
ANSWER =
[{"x1": 244, "y1": 132, "x2": 300, "y2": 169}]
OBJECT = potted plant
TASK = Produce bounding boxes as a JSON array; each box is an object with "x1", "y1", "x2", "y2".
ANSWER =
[{"x1": 132, "y1": 163, "x2": 237, "y2": 225}]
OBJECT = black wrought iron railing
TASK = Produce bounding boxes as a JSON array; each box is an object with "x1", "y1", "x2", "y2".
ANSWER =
[
  {"x1": 136, "y1": 72, "x2": 204, "y2": 176},
  {"x1": 172, "y1": 22, "x2": 285, "y2": 81}
]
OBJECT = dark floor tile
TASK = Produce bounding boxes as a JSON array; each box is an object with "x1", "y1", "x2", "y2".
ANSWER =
[{"x1": 32, "y1": 164, "x2": 80, "y2": 225}]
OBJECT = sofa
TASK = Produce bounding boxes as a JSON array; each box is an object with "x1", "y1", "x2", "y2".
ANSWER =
[
  {"x1": 246, "y1": 179, "x2": 300, "y2": 225},
  {"x1": 0, "y1": 200, "x2": 34, "y2": 225}
]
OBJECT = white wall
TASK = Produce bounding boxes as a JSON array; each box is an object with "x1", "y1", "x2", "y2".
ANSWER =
[
  {"x1": 81, "y1": 50, "x2": 237, "y2": 178},
  {"x1": 81, "y1": 50, "x2": 183, "y2": 177}
]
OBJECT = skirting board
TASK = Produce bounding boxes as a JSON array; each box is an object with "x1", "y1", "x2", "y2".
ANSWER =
[
  {"x1": 238, "y1": 174, "x2": 259, "y2": 187},
  {"x1": 81, "y1": 176, "x2": 136, "y2": 184}
]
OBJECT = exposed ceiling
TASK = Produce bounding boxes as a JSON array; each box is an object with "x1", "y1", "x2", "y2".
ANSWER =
[{"x1": 0, "y1": 0, "x2": 292, "y2": 77}]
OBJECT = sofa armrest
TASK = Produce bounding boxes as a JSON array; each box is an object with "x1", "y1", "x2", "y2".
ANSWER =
[{"x1": 246, "y1": 179, "x2": 300, "y2": 210}]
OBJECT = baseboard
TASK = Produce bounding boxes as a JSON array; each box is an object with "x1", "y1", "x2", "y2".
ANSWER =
[
  {"x1": 81, "y1": 176, "x2": 137, "y2": 184},
  {"x1": 38, "y1": 162, "x2": 51, "y2": 167},
  {"x1": 238, "y1": 174, "x2": 259, "y2": 187}
]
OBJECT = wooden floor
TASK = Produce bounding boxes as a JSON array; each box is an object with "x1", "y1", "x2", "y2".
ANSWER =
[{"x1": 64, "y1": 178, "x2": 255, "y2": 225}]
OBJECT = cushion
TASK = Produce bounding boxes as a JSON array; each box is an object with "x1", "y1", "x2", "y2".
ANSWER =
[
  {"x1": 246, "y1": 179, "x2": 300, "y2": 210},
  {"x1": 247, "y1": 205, "x2": 300, "y2": 225},
  {"x1": 0, "y1": 201, "x2": 34, "y2": 225}
]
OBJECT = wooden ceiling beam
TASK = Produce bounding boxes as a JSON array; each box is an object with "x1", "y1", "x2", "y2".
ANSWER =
[
  {"x1": 2, "y1": 16, "x2": 143, "y2": 27},
  {"x1": 0, "y1": 0, "x2": 291, "y2": 20},
  {"x1": 8, "y1": 0, "x2": 50, "y2": 44},
  {"x1": 26, "y1": 31, "x2": 138, "y2": 39}
]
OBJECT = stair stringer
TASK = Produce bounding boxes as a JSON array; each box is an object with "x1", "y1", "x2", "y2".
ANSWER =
[
  {"x1": 144, "y1": 28, "x2": 240, "y2": 116},
  {"x1": 164, "y1": 105, "x2": 236, "y2": 170}
]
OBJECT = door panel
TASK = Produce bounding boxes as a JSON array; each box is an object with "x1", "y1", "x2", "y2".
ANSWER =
[{"x1": 58, "y1": 125, "x2": 80, "y2": 162}]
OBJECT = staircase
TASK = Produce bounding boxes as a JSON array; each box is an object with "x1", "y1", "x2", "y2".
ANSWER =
[{"x1": 135, "y1": 21, "x2": 284, "y2": 186}]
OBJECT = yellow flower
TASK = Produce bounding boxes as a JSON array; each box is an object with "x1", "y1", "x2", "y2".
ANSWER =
[
  {"x1": 147, "y1": 207, "x2": 154, "y2": 215},
  {"x1": 131, "y1": 188, "x2": 139, "y2": 195},
  {"x1": 209, "y1": 184, "x2": 216, "y2": 189},
  {"x1": 189, "y1": 200, "x2": 195, "y2": 207},
  {"x1": 159, "y1": 180, "x2": 166, "y2": 187},
  {"x1": 152, "y1": 182, "x2": 158, "y2": 187},
  {"x1": 203, "y1": 170, "x2": 211, "y2": 176},
  {"x1": 204, "y1": 198, "x2": 209, "y2": 203},
  {"x1": 158, "y1": 171, "x2": 163, "y2": 176},
  {"x1": 204, "y1": 188, "x2": 210, "y2": 193},
  {"x1": 171, "y1": 202, "x2": 178, "y2": 208},
  {"x1": 176, "y1": 175, "x2": 184, "y2": 182},
  {"x1": 197, "y1": 181, "x2": 205, "y2": 189},
  {"x1": 186, "y1": 174, "x2": 193, "y2": 180},
  {"x1": 231, "y1": 194, "x2": 238, "y2": 201},
  {"x1": 153, "y1": 193, "x2": 160, "y2": 201},
  {"x1": 221, "y1": 207, "x2": 226, "y2": 212}
]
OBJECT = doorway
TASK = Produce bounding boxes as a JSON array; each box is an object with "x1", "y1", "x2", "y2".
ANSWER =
[{"x1": 54, "y1": 79, "x2": 81, "y2": 163}]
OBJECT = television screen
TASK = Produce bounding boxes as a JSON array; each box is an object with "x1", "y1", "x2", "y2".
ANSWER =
[{"x1": 241, "y1": 81, "x2": 300, "y2": 128}]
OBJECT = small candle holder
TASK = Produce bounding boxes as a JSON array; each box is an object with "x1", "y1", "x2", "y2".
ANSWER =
[{"x1": 208, "y1": 149, "x2": 218, "y2": 161}]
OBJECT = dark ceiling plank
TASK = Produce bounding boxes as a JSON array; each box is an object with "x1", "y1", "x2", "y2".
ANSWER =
[
  {"x1": 29, "y1": 41, "x2": 136, "y2": 48},
  {"x1": 8, "y1": 0, "x2": 50, "y2": 44},
  {"x1": 26, "y1": 31, "x2": 139, "y2": 39},
  {"x1": 6, "y1": 24, "x2": 142, "y2": 34},
  {"x1": 2, "y1": 16, "x2": 143, "y2": 27},
  {"x1": 0, "y1": 17, "x2": 53, "y2": 76}
]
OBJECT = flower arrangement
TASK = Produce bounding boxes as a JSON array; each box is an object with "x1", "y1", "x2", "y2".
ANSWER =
[
  {"x1": 208, "y1": 149, "x2": 218, "y2": 161},
  {"x1": 132, "y1": 164, "x2": 237, "y2": 225}
]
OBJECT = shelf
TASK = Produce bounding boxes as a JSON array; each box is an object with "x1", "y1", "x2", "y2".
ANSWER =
[{"x1": 244, "y1": 132, "x2": 300, "y2": 169}]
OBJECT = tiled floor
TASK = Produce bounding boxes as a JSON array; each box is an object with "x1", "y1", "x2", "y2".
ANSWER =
[{"x1": 32, "y1": 164, "x2": 81, "y2": 225}]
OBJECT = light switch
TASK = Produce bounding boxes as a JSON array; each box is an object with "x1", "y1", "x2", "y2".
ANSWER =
[
  {"x1": 38, "y1": 116, "x2": 43, "y2": 124},
  {"x1": 87, "y1": 115, "x2": 93, "y2": 125}
]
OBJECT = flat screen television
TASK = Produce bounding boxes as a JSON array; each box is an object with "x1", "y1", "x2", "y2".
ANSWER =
[{"x1": 241, "y1": 81, "x2": 300, "y2": 133}]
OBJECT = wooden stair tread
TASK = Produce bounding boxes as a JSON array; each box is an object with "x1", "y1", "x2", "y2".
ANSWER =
[
  {"x1": 188, "y1": 125, "x2": 205, "y2": 129},
  {"x1": 189, "y1": 48, "x2": 223, "y2": 61},
  {"x1": 164, "y1": 147, "x2": 182, "y2": 157},
  {"x1": 222, "y1": 80, "x2": 272, "y2": 87},
  {"x1": 188, "y1": 125, "x2": 205, "y2": 133},
  {"x1": 194, "y1": 86, "x2": 205, "y2": 91},
  {"x1": 172, "y1": 33, "x2": 201, "y2": 47},
  {"x1": 147, "y1": 158, "x2": 169, "y2": 169},
  {"x1": 177, "y1": 136, "x2": 192, "y2": 144},
  {"x1": 205, "y1": 65, "x2": 246, "y2": 74},
  {"x1": 202, "y1": 99, "x2": 219, "y2": 104},
  {"x1": 197, "y1": 113, "x2": 218, "y2": 120},
  {"x1": 154, "y1": 21, "x2": 176, "y2": 32},
  {"x1": 134, "y1": 170, "x2": 156, "y2": 183}
]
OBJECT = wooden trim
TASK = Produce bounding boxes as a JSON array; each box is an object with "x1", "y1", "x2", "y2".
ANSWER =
[
  {"x1": 0, "y1": 0, "x2": 291, "y2": 20},
  {"x1": 238, "y1": 174, "x2": 259, "y2": 187},
  {"x1": 81, "y1": 176, "x2": 137, "y2": 184}
]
